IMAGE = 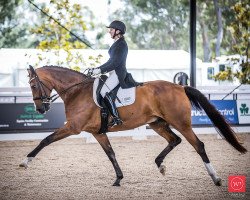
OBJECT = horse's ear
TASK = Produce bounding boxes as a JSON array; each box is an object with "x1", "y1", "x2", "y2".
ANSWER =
[
  {"x1": 27, "y1": 65, "x2": 35, "y2": 76},
  {"x1": 27, "y1": 68, "x2": 31, "y2": 77}
]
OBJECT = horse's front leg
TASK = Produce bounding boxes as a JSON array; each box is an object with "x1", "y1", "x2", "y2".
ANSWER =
[
  {"x1": 93, "y1": 133, "x2": 123, "y2": 186},
  {"x1": 19, "y1": 124, "x2": 79, "y2": 168}
]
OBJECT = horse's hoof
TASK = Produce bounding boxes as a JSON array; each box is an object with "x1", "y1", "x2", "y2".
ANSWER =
[
  {"x1": 214, "y1": 177, "x2": 222, "y2": 186},
  {"x1": 19, "y1": 157, "x2": 33, "y2": 169},
  {"x1": 112, "y1": 182, "x2": 121, "y2": 186},
  {"x1": 159, "y1": 164, "x2": 166, "y2": 176},
  {"x1": 19, "y1": 162, "x2": 28, "y2": 169}
]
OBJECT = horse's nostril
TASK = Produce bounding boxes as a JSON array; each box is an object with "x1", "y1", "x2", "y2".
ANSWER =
[{"x1": 37, "y1": 108, "x2": 45, "y2": 114}]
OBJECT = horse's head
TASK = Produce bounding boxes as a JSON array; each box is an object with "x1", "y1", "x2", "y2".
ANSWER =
[{"x1": 27, "y1": 65, "x2": 52, "y2": 114}]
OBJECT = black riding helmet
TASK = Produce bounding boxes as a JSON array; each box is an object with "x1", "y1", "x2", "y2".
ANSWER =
[{"x1": 106, "y1": 20, "x2": 126, "y2": 34}]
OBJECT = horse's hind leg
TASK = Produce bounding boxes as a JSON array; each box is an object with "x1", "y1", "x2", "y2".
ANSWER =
[
  {"x1": 19, "y1": 123, "x2": 79, "y2": 168},
  {"x1": 93, "y1": 133, "x2": 123, "y2": 186},
  {"x1": 149, "y1": 119, "x2": 182, "y2": 175},
  {"x1": 177, "y1": 126, "x2": 222, "y2": 186}
]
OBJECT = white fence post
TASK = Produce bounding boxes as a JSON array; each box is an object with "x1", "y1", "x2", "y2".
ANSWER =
[{"x1": 132, "y1": 125, "x2": 147, "y2": 140}]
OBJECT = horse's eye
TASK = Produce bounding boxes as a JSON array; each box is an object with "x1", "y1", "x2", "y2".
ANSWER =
[{"x1": 31, "y1": 85, "x2": 37, "y2": 89}]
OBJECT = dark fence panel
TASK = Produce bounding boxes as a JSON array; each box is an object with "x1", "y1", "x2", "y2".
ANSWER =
[{"x1": 0, "y1": 103, "x2": 65, "y2": 133}]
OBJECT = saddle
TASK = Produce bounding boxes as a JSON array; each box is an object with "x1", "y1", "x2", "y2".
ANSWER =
[{"x1": 93, "y1": 75, "x2": 142, "y2": 134}]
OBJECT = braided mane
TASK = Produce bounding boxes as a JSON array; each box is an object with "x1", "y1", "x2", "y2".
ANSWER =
[{"x1": 42, "y1": 65, "x2": 85, "y2": 76}]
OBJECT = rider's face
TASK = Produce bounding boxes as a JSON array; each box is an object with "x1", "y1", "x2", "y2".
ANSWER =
[{"x1": 108, "y1": 28, "x2": 119, "y2": 39}]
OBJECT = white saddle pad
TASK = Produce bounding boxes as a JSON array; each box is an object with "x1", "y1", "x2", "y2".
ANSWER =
[{"x1": 93, "y1": 78, "x2": 136, "y2": 108}]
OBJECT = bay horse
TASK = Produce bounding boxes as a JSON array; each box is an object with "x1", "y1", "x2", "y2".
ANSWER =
[{"x1": 20, "y1": 65, "x2": 247, "y2": 187}]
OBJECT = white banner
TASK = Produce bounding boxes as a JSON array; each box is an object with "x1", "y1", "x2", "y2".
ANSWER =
[{"x1": 237, "y1": 100, "x2": 250, "y2": 124}]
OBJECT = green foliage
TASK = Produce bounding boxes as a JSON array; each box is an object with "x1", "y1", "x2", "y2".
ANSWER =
[
  {"x1": 0, "y1": 0, "x2": 20, "y2": 23},
  {"x1": 214, "y1": 1, "x2": 250, "y2": 84},
  {"x1": 31, "y1": 0, "x2": 101, "y2": 70},
  {"x1": 110, "y1": 0, "x2": 246, "y2": 62},
  {"x1": 0, "y1": 0, "x2": 36, "y2": 48},
  {"x1": 111, "y1": 0, "x2": 189, "y2": 50}
]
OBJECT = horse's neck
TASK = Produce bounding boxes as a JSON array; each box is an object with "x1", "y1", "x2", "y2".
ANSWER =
[
  {"x1": 45, "y1": 70, "x2": 92, "y2": 103},
  {"x1": 54, "y1": 73, "x2": 82, "y2": 91},
  {"x1": 42, "y1": 68, "x2": 89, "y2": 100}
]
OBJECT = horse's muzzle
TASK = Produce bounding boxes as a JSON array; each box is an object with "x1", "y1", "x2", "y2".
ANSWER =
[
  {"x1": 36, "y1": 107, "x2": 45, "y2": 114},
  {"x1": 44, "y1": 102, "x2": 50, "y2": 112},
  {"x1": 36, "y1": 103, "x2": 50, "y2": 114}
]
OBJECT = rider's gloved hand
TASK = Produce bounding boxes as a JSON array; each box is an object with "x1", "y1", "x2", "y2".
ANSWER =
[{"x1": 92, "y1": 68, "x2": 101, "y2": 75}]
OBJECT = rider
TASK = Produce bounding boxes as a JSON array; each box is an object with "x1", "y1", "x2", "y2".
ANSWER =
[{"x1": 91, "y1": 20, "x2": 137, "y2": 126}]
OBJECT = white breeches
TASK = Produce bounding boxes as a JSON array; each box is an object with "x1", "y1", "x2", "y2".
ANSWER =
[{"x1": 100, "y1": 71, "x2": 119, "y2": 98}]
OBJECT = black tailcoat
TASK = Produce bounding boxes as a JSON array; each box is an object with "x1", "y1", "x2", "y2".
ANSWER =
[{"x1": 99, "y1": 37, "x2": 137, "y2": 88}]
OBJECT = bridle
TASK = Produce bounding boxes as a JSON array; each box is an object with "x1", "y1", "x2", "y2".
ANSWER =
[
  {"x1": 28, "y1": 65, "x2": 93, "y2": 105},
  {"x1": 29, "y1": 70, "x2": 52, "y2": 104}
]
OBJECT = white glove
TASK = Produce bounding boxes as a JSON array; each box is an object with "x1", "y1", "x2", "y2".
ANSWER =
[{"x1": 92, "y1": 68, "x2": 101, "y2": 75}]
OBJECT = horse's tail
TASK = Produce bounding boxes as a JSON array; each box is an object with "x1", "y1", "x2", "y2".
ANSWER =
[{"x1": 184, "y1": 86, "x2": 247, "y2": 153}]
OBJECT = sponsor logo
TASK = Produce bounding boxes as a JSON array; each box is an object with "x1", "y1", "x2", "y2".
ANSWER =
[
  {"x1": 24, "y1": 104, "x2": 36, "y2": 114},
  {"x1": 191, "y1": 108, "x2": 235, "y2": 117},
  {"x1": 239, "y1": 103, "x2": 250, "y2": 116},
  {"x1": 19, "y1": 104, "x2": 44, "y2": 120},
  {"x1": 123, "y1": 97, "x2": 131, "y2": 102},
  {"x1": 17, "y1": 104, "x2": 46, "y2": 127}
]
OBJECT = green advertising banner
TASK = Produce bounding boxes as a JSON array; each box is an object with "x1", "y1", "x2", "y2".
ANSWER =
[{"x1": 0, "y1": 103, "x2": 66, "y2": 132}]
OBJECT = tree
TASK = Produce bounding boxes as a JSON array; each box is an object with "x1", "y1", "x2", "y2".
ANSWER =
[
  {"x1": 196, "y1": 0, "x2": 238, "y2": 61},
  {"x1": 0, "y1": 0, "x2": 36, "y2": 48},
  {"x1": 213, "y1": 0, "x2": 223, "y2": 57},
  {"x1": 218, "y1": 0, "x2": 237, "y2": 55},
  {"x1": 110, "y1": 0, "x2": 223, "y2": 60},
  {"x1": 30, "y1": 0, "x2": 101, "y2": 70},
  {"x1": 214, "y1": 1, "x2": 249, "y2": 84},
  {"x1": 110, "y1": 0, "x2": 243, "y2": 63},
  {"x1": 197, "y1": 1, "x2": 212, "y2": 62},
  {"x1": 111, "y1": 0, "x2": 189, "y2": 50}
]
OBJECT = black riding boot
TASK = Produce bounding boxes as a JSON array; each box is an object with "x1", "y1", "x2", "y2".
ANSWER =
[{"x1": 103, "y1": 93, "x2": 123, "y2": 126}]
